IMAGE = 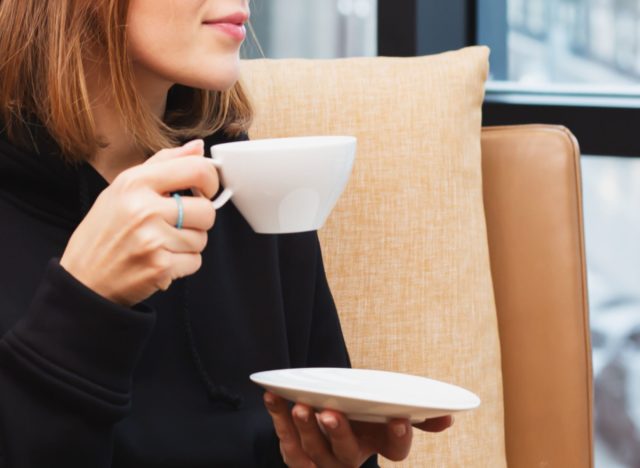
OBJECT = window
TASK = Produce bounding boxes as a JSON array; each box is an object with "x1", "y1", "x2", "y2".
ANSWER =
[
  {"x1": 583, "y1": 155, "x2": 640, "y2": 468},
  {"x1": 246, "y1": 0, "x2": 377, "y2": 59},
  {"x1": 501, "y1": 0, "x2": 640, "y2": 85},
  {"x1": 479, "y1": 1, "x2": 640, "y2": 466}
]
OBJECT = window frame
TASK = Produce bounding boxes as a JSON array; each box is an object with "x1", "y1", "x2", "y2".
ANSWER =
[{"x1": 377, "y1": 0, "x2": 640, "y2": 157}]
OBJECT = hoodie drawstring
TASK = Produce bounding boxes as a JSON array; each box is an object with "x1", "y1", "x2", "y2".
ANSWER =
[{"x1": 179, "y1": 278, "x2": 243, "y2": 409}]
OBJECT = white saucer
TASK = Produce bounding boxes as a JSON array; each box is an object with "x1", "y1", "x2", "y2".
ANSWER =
[{"x1": 250, "y1": 368, "x2": 481, "y2": 423}]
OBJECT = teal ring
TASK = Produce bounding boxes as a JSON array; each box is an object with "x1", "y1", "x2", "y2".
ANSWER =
[{"x1": 173, "y1": 193, "x2": 184, "y2": 230}]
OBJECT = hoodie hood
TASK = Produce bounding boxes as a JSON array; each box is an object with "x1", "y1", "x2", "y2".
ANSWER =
[
  {"x1": 0, "y1": 125, "x2": 243, "y2": 229},
  {"x1": 0, "y1": 126, "x2": 89, "y2": 228}
]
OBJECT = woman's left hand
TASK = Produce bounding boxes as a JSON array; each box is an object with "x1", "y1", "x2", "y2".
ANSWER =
[{"x1": 264, "y1": 392, "x2": 454, "y2": 467}]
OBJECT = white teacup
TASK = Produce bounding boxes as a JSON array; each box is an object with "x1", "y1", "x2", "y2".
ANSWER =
[{"x1": 209, "y1": 136, "x2": 356, "y2": 234}]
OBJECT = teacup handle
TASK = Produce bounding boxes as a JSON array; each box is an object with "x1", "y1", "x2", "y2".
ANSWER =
[{"x1": 209, "y1": 159, "x2": 233, "y2": 209}]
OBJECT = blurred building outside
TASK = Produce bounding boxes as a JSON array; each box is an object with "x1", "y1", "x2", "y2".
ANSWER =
[{"x1": 245, "y1": 0, "x2": 377, "y2": 60}]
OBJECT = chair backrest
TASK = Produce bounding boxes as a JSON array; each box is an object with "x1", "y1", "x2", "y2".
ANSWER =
[{"x1": 481, "y1": 125, "x2": 593, "y2": 468}]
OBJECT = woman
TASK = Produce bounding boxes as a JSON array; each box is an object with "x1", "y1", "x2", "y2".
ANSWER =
[{"x1": 0, "y1": 1, "x2": 452, "y2": 466}]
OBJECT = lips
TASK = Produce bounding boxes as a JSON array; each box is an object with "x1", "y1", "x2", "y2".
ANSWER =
[
  {"x1": 203, "y1": 11, "x2": 249, "y2": 41},
  {"x1": 203, "y1": 12, "x2": 249, "y2": 27}
]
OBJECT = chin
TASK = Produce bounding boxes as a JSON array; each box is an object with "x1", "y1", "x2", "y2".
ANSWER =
[
  {"x1": 189, "y1": 59, "x2": 241, "y2": 91},
  {"x1": 206, "y1": 74, "x2": 240, "y2": 91},
  {"x1": 174, "y1": 72, "x2": 238, "y2": 92}
]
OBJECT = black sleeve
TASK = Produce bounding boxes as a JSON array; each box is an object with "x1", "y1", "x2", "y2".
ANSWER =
[
  {"x1": 0, "y1": 259, "x2": 155, "y2": 467},
  {"x1": 305, "y1": 239, "x2": 379, "y2": 468}
]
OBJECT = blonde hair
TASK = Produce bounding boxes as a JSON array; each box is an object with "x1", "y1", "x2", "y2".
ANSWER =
[{"x1": 0, "y1": 0, "x2": 253, "y2": 162}]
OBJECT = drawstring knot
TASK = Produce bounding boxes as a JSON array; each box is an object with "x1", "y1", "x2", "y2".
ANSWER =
[{"x1": 180, "y1": 278, "x2": 243, "y2": 410}]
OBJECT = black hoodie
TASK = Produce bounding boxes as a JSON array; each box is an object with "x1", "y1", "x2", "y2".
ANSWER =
[{"x1": 0, "y1": 127, "x2": 377, "y2": 467}]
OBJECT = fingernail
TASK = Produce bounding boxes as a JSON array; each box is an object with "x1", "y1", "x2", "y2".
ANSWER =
[
  {"x1": 295, "y1": 408, "x2": 309, "y2": 423},
  {"x1": 264, "y1": 393, "x2": 275, "y2": 409},
  {"x1": 393, "y1": 423, "x2": 407, "y2": 438},
  {"x1": 182, "y1": 139, "x2": 204, "y2": 151},
  {"x1": 320, "y1": 414, "x2": 339, "y2": 430}
]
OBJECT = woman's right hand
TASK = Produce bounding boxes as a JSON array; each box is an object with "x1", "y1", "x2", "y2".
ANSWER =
[{"x1": 60, "y1": 139, "x2": 218, "y2": 307}]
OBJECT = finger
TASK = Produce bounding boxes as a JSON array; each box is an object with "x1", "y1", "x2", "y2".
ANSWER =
[
  {"x1": 158, "y1": 224, "x2": 208, "y2": 254},
  {"x1": 160, "y1": 195, "x2": 216, "y2": 231},
  {"x1": 167, "y1": 251, "x2": 203, "y2": 280},
  {"x1": 143, "y1": 250, "x2": 202, "y2": 292},
  {"x1": 145, "y1": 139, "x2": 205, "y2": 165},
  {"x1": 317, "y1": 410, "x2": 364, "y2": 467},
  {"x1": 264, "y1": 393, "x2": 311, "y2": 467},
  {"x1": 377, "y1": 419, "x2": 413, "y2": 462},
  {"x1": 413, "y1": 415, "x2": 454, "y2": 433},
  {"x1": 139, "y1": 156, "x2": 219, "y2": 198},
  {"x1": 292, "y1": 404, "x2": 335, "y2": 467}
]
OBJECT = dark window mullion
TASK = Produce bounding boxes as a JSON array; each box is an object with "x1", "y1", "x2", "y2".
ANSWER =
[
  {"x1": 377, "y1": 0, "x2": 475, "y2": 57},
  {"x1": 483, "y1": 102, "x2": 640, "y2": 157},
  {"x1": 377, "y1": 0, "x2": 416, "y2": 56}
]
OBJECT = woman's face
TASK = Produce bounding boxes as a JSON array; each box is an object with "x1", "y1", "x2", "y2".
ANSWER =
[{"x1": 126, "y1": 0, "x2": 250, "y2": 91}]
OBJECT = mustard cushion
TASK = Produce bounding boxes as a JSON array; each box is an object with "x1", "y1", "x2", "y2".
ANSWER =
[{"x1": 241, "y1": 46, "x2": 506, "y2": 467}]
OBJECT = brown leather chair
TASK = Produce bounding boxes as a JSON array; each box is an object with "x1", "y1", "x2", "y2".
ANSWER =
[{"x1": 482, "y1": 124, "x2": 593, "y2": 468}]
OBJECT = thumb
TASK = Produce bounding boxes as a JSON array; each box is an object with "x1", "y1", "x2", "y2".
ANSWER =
[
  {"x1": 413, "y1": 415, "x2": 454, "y2": 433},
  {"x1": 145, "y1": 139, "x2": 205, "y2": 165},
  {"x1": 378, "y1": 420, "x2": 413, "y2": 462}
]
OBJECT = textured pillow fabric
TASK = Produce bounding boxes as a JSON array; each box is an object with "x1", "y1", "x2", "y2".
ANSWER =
[{"x1": 240, "y1": 46, "x2": 506, "y2": 467}]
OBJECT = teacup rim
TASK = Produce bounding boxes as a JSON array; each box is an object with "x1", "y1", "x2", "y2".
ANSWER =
[{"x1": 210, "y1": 135, "x2": 356, "y2": 153}]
